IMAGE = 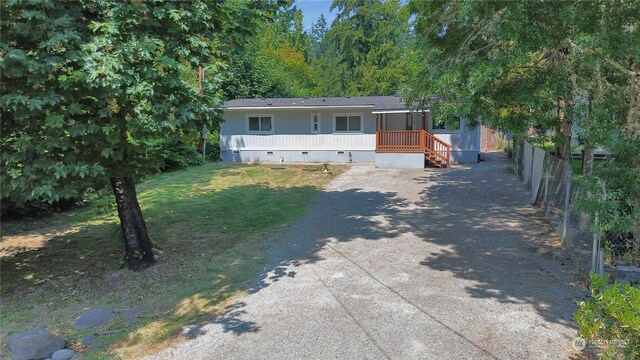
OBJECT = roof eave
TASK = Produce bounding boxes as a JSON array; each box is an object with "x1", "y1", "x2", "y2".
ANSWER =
[{"x1": 223, "y1": 105, "x2": 376, "y2": 111}]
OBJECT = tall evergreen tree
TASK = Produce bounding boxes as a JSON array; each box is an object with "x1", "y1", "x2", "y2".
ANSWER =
[
  {"x1": 316, "y1": 0, "x2": 412, "y2": 96},
  {"x1": 310, "y1": 14, "x2": 329, "y2": 58}
]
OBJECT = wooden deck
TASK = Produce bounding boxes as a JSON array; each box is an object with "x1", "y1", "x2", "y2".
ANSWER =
[{"x1": 376, "y1": 130, "x2": 451, "y2": 167}]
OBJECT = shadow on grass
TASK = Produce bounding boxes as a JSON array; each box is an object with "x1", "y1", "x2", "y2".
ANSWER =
[
  {"x1": 0, "y1": 164, "x2": 343, "y2": 355},
  {"x1": 174, "y1": 153, "x2": 580, "y2": 353},
  {"x1": 1, "y1": 156, "x2": 581, "y2": 357}
]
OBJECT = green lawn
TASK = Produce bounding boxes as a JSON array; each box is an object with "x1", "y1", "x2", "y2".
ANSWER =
[{"x1": 1, "y1": 163, "x2": 346, "y2": 359}]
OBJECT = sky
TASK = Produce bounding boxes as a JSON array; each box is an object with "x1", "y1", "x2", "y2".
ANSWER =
[{"x1": 293, "y1": 0, "x2": 337, "y2": 31}]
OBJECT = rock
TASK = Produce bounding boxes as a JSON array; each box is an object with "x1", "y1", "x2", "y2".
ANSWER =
[
  {"x1": 121, "y1": 306, "x2": 146, "y2": 319},
  {"x1": 51, "y1": 349, "x2": 75, "y2": 360},
  {"x1": 7, "y1": 329, "x2": 66, "y2": 360},
  {"x1": 72, "y1": 307, "x2": 113, "y2": 330},
  {"x1": 81, "y1": 334, "x2": 97, "y2": 346},
  {"x1": 617, "y1": 265, "x2": 640, "y2": 284}
]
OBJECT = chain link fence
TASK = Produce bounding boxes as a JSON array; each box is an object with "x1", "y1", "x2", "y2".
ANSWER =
[{"x1": 511, "y1": 140, "x2": 633, "y2": 279}]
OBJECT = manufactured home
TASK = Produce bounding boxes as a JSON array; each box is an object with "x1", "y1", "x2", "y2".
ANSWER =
[{"x1": 220, "y1": 96, "x2": 481, "y2": 168}]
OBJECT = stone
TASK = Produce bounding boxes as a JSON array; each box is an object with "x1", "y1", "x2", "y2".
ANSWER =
[
  {"x1": 121, "y1": 306, "x2": 146, "y2": 319},
  {"x1": 51, "y1": 349, "x2": 75, "y2": 360},
  {"x1": 617, "y1": 265, "x2": 640, "y2": 284},
  {"x1": 7, "y1": 329, "x2": 66, "y2": 360},
  {"x1": 72, "y1": 307, "x2": 113, "y2": 330},
  {"x1": 80, "y1": 334, "x2": 97, "y2": 347}
]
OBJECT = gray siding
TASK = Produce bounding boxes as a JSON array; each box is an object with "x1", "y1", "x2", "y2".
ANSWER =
[{"x1": 221, "y1": 108, "x2": 376, "y2": 135}]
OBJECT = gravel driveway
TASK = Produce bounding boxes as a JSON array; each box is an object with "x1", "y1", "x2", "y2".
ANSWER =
[{"x1": 149, "y1": 153, "x2": 582, "y2": 359}]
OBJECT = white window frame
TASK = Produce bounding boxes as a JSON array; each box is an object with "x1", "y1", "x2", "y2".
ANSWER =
[
  {"x1": 333, "y1": 113, "x2": 364, "y2": 133},
  {"x1": 246, "y1": 114, "x2": 275, "y2": 134},
  {"x1": 311, "y1": 112, "x2": 321, "y2": 134},
  {"x1": 430, "y1": 116, "x2": 463, "y2": 134}
]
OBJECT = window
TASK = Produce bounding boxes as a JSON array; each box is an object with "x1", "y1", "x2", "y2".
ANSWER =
[
  {"x1": 311, "y1": 113, "x2": 321, "y2": 133},
  {"x1": 432, "y1": 116, "x2": 461, "y2": 132},
  {"x1": 247, "y1": 115, "x2": 273, "y2": 133},
  {"x1": 334, "y1": 114, "x2": 362, "y2": 133}
]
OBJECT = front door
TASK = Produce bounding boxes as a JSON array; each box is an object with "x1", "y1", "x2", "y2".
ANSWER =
[{"x1": 405, "y1": 113, "x2": 413, "y2": 130}]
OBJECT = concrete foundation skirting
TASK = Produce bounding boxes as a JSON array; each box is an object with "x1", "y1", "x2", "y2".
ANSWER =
[
  {"x1": 221, "y1": 149, "x2": 479, "y2": 167},
  {"x1": 450, "y1": 151, "x2": 480, "y2": 164},
  {"x1": 375, "y1": 153, "x2": 425, "y2": 169},
  {"x1": 221, "y1": 150, "x2": 375, "y2": 164}
]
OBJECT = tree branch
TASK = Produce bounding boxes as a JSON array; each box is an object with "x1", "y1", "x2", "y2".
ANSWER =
[{"x1": 605, "y1": 58, "x2": 635, "y2": 76}]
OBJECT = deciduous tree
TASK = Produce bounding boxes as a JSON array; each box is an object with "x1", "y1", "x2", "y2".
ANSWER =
[{"x1": 1, "y1": 0, "x2": 272, "y2": 270}]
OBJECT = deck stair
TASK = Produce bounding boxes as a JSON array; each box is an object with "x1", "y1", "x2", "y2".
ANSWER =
[{"x1": 376, "y1": 129, "x2": 451, "y2": 168}]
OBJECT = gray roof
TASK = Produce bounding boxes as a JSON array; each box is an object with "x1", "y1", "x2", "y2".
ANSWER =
[{"x1": 223, "y1": 96, "x2": 421, "y2": 111}]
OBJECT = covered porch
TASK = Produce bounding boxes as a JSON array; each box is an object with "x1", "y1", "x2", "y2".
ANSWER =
[{"x1": 373, "y1": 111, "x2": 451, "y2": 168}]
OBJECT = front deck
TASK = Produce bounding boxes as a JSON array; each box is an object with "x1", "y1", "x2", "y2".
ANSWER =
[{"x1": 375, "y1": 130, "x2": 451, "y2": 167}]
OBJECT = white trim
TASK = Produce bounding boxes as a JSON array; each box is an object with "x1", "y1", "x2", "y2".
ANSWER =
[
  {"x1": 333, "y1": 113, "x2": 364, "y2": 133},
  {"x1": 220, "y1": 134, "x2": 375, "y2": 151},
  {"x1": 311, "y1": 112, "x2": 321, "y2": 134},
  {"x1": 226, "y1": 105, "x2": 374, "y2": 111},
  {"x1": 246, "y1": 114, "x2": 275, "y2": 134}
]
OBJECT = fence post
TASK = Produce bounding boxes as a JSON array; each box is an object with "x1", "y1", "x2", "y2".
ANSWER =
[
  {"x1": 561, "y1": 167, "x2": 572, "y2": 243},
  {"x1": 597, "y1": 248, "x2": 605, "y2": 276},
  {"x1": 529, "y1": 142, "x2": 535, "y2": 186}
]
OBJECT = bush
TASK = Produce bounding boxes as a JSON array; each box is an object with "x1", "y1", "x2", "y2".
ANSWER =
[
  {"x1": 205, "y1": 130, "x2": 220, "y2": 161},
  {"x1": 1, "y1": 197, "x2": 83, "y2": 218},
  {"x1": 574, "y1": 272, "x2": 640, "y2": 359},
  {"x1": 148, "y1": 140, "x2": 204, "y2": 172}
]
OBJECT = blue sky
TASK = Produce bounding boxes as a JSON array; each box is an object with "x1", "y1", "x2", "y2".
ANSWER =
[{"x1": 293, "y1": 0, "x2": 336, "y2": 31}]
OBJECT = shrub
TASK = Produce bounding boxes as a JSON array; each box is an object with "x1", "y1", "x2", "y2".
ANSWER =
[
  {"x1": 148, "y1": 140, "x2": 204, "y2": 172},
  {"x1": 1, "y1": 197, "x2": 83, "y2": 218},
  {"x1": 205, "y1": 130, "x2": 221, "y2": 161},
  {"x1": 574, "y1": 272, "x2": 640, "y2": 359}
]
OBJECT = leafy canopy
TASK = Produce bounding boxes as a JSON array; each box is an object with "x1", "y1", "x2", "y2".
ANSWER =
[{"x1": 1, "y1": 0, "x2": 272, "y2": 204}]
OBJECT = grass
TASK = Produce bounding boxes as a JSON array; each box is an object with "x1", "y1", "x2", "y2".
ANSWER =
[
  {"x1": 0, "y1": 162, "x2": 346, "y2": 359},
  {"x1": 527, "y1": 139, "x2": 605, "y2": 183}
]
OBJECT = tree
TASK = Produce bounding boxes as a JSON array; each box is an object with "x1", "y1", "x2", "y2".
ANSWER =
[
  {"x1": 574, "y1": 0, "x2": 640, "y2": 263},
  {"x1": 1, "y1": 0, "x2": 272, "y2": 270},
  {"x1": 407, "y1": 1, "x2": 578, "y2": 141},
  {"x1": 310, "y1": 14, "x2": 329, "y2": 58},
  {"x1": 407, "y1": 0, "x2": 640, "y2": 264},
  {"x1": 316, "y1": 0, "x2": 412, "y2": 96},
  {"x1": 235, "y1": 3, "x2": 315, "y2": 98}
]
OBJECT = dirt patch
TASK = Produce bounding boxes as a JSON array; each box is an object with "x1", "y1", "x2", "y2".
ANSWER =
[{"x1": 1, "y1": 221, "x2": 81, "y2": 257}]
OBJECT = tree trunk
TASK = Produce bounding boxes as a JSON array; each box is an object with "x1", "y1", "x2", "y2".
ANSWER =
[
  {"x1": 626, "y1": 61, "x2": 640, "y2": 264},
  {"x1": 110, "y1": 176, "x2": 155, "y2": 271},
  {"x1": 557, "y1": 97, "x2": 572, "y2": 160},
  {"x1": 582, "y1": 139, "x2": 594, "y2": 177}
]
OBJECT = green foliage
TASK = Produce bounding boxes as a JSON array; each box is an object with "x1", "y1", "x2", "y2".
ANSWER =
[
  {"x1": 574, "y1": 273, "x2": 640, "y2": 359},
  {"x1": 0, "y1": 0, "x2": 268, "y2": 207},
  {"x1": 406, "y1": 0, "x2": 576, "y2": 134},
  {"x1": 315, "y1": 0, "x2": 412, "y2": 96},
  {"x1": 1, "y1": 163, "x2": 346, "y2": 357},
  {"x1": 408, "y1": 0, "x2": 640, "y2": 263},
  {"x1": 147, "y1": 139, "x2": 203, "y2": 172},
  {"x1": 220, "y1": 2, "x2": 315, "y2": 99},
  {"x1": 205, "y1": 130, "x2": 221, "y2": 161}
]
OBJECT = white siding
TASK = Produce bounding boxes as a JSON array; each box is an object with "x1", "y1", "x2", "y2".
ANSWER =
[{"x1": 221, "y1": 134, "x2": 375, "y2": 151}]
